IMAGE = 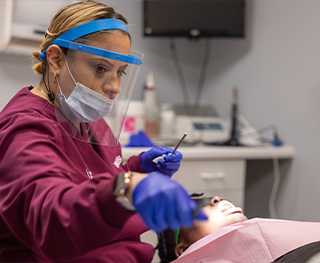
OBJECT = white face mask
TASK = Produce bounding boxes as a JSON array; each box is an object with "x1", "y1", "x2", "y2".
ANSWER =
[{"x1": 57, "y1": 60, "x2": 114, "y2": 123}]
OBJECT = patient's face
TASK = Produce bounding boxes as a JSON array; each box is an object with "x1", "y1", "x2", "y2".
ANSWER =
[{"x1": 180, "y1": 196, "x2": 248, "y2": 246}]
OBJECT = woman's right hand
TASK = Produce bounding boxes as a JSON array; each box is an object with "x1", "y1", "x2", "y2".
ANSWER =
[{"x1": 130, "y1": 172, "x2": 207, "y2": 233}]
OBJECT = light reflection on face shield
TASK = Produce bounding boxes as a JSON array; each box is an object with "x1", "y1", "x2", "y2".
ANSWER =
[
  {"x1": 54, "y1": 32, "x2": 144, "y2": 146},
  {"x1": 64, "y1": 33, "x2": 131, "y2": 100},
  {"x1": 65, "y1": 54, "x2": 128, "y2": 100}
]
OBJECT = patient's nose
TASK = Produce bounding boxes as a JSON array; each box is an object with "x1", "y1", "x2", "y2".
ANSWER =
[{"x1": 210, "y1": 196, "x2": 223, "y2": 206}]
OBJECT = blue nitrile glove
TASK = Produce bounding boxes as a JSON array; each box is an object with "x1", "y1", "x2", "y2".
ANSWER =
[
  {"x1": 132, "y1": 172, "x2": 208, "y2": 233},
  {"x1": 140, "y1": 147, "x2": 182, "y2": 177}
]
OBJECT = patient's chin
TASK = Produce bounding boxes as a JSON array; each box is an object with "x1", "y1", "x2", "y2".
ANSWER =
[
  {"x1": 231, "y1": 213, "x2": 248, "y2": 223},
  {"x1": 225, "y1": 212, "x2": 248, "y2": 226}
]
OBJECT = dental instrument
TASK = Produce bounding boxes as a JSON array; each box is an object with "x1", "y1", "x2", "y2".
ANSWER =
[{"x1": 152, "y1": 132, "x2": 187, "y2": 164}]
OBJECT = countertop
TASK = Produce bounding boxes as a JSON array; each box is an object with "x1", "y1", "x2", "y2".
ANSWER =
[{"x1": 122, "y1": 145, "x2": 296, "y2": 160}]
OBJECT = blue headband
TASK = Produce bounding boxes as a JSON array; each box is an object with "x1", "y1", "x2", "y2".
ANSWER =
[{"x1": 40, "y1": 19, "x2": 143, "y2": 65}]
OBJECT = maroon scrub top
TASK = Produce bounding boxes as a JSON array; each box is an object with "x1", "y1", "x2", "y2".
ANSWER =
[{"x1": 0, "y1": 87, "x2": 153, "y2": 262}]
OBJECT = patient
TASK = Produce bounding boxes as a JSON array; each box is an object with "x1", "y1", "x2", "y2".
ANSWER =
[{"x1": 157, "y1": 196, "x2": 320, "y2": 263}]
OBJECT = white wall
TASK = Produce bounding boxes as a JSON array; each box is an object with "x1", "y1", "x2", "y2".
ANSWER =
[{"x1": 1, "y1": 0, "x2": 320, "y2": 221}]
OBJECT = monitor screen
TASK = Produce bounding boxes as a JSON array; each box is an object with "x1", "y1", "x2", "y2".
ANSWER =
[{"x1": 143, "y1": 0, "x2": 245, "y2": 38}]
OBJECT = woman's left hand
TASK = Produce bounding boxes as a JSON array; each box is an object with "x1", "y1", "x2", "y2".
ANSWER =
[{"x1": 140, "y1": 147, "x2": 182, "y2": 177}]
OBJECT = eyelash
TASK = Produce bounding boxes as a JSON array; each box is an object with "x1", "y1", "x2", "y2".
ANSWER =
[
  {"x1": 96, "y1": 65, "x2": 127, "y2": 77},
  {"x1": 118, "y1": 70, "x2": 127, "y2": 77}
]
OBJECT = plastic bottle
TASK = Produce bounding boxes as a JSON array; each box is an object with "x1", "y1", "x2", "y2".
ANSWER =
[
  {"x1": 144, "y1": 71, "x2": 159, "y2": 137},
  {"x1": 119, "y1": 100, "x2": 145, "y2": 145},
  {"x1": 160, "y1": 103, "x2": 176, "y2": 138}
]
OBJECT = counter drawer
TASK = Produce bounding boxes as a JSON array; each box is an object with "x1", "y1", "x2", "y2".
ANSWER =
[{"x1": 172, "y1": 160, "x2": 246, "y2": 191}]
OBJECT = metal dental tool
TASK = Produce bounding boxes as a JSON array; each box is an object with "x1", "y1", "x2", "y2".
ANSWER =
[
  {"x1": 152, "y1": 132, "x2": 188, "y2": 164},
  {"x1": 172, "y1": 132, "x2": 188, "y2": 154}
]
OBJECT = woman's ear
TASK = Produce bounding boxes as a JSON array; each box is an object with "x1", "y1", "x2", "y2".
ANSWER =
[
  {"x1": 46, "y1": 45, "x2": 63, "y2": 76},
  {"x1": 175, "y1": 242, "x2": 188, "y2": 257}
]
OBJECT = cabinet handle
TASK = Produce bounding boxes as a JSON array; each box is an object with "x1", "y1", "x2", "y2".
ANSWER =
[{"x1": 200, "y1": 172, "x2": 225, "y2": 179}]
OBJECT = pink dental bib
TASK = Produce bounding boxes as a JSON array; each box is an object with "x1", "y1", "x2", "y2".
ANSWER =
[{"x1": 173, "y1": 218, "x2": 320, "y2": 263}]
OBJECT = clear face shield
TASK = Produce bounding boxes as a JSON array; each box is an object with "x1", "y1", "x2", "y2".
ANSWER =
[
  {"x1": 41, "y1": 19, "x2": 144, "y2": 146},
  {"x1": 55, "y1": 40, "x2": 143, "y2": 146}
]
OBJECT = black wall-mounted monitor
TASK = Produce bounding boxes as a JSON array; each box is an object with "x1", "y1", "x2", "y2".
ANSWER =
[{"x1": 143, "y1": 0, "x2": 245, "y2": 38}]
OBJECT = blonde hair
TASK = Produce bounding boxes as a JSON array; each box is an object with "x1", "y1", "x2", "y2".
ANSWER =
[{"x1": 32, "y1": 0, "x2": 130, "y2": 75}]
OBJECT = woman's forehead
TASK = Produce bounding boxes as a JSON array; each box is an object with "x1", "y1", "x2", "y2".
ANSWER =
[{"x1": 89, "y1": 31, "x2": 131, "y2": 52}]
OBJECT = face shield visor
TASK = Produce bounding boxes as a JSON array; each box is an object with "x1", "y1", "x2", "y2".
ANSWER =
[{"x1": 41, "y1": 19, "x2": 143, "y2": 146}]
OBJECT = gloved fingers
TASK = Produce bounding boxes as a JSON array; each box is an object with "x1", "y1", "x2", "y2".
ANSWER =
[
  {"x1": 163, "y1": 151, "x2": 183, "y2": 162},
  {"x1": 156, "y1": 166, "x2": 176, "y2": 177},
  {"x1": 156, "y1": 160, "x2": 180, "y2": 176},
  {"x1": 148, "y1": 147, "x2": 173, "y2": 159},
  {"x1": 166, "y1": 198, "x2": 180, "y2": 230},
  {"x1": 132, "y1": 172, "x2": 195, "y2": 231},
  {"x1": 160, "y1": 147, "x2": 175, "y2": 155},
  {"x1": 151, "y1": 215, "x2": 163, "y2": 233},
  {"x1": 157, "y1": 160, "x2": 180, "y2": 170},
  {"x1": 140, "y1": 152, "x2": 155, "y2": 173},
  {"x1": 141, "y1": 147, "x2": 176, "y2": 173},
  {"x1": 139, "y1": 201, "x2": 159, "y2": 232},
  {"x1": 194, "y1": 209, "x2": 208, "y2": 221},
  {"x1": 153, "y1": 195, "x2": 168, "y2": 232},
  {"x1": 162, "y1": 186, "x2": 192, "y2": 231},
  {"x1": 175, "y1": 196, "x2": 196, "y2": 228}
]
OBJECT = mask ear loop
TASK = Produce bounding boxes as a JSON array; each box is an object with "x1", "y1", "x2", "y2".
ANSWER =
[
  {"x1": 42, "y1": 56, "x2": 56, "y2": 102},
  {"x1": 55, "y1": 55, "x2": 76, "y2": 99},
  {"x1": 64, "y1": 57, "x2": 77, "y2": 86},
  {"x1": 56, "y1": 55, "x2": 82, "y2": 102}
]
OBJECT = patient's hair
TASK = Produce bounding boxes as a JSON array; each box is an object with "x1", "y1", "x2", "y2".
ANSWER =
[
  {"x1": 32, "y1": 0, "x2": 130, "y2": 76},
  {"x1": 156, "y1": 229, "x2": 178, "y2": 263},
  {"x1": 156, "y1": 193, "x2": 205, "y2": 262}
]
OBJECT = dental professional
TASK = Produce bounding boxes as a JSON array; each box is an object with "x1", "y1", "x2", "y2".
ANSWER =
[{"x1": 0, "y1": 1, "x2": 207, "y2": 262}]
